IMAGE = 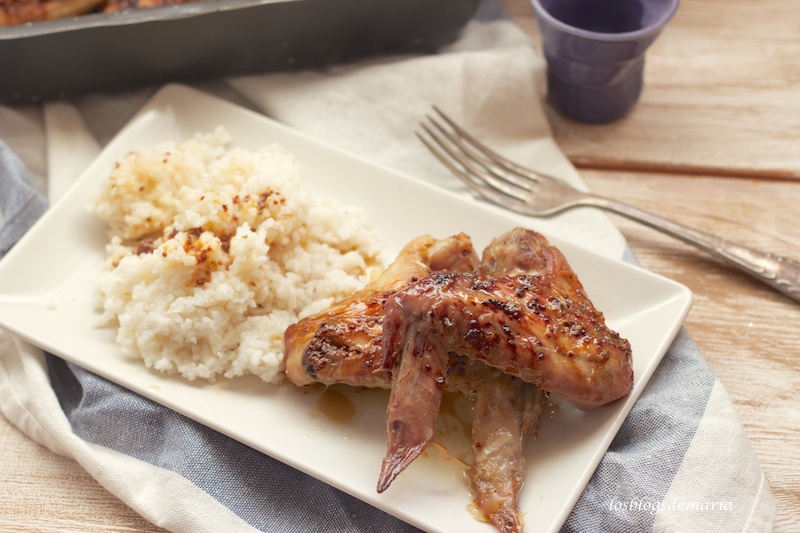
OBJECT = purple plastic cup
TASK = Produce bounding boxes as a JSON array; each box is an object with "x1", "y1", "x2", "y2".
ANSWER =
[{"x1": 530, "y1": 0, "x2": 679, "y2": 123}]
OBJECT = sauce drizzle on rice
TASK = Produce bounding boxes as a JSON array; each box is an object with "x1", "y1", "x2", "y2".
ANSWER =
[{"x1": 92, "y1": 127, "x2": 382, "y2": 383}]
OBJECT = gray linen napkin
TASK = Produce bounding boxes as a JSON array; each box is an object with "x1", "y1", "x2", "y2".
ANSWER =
[
  {"x1": 0, "y1": 142, "x2": 47, "y2": 256},
  {"x1": 0, "y1": 2, "x2": 775, "y2": 532}
]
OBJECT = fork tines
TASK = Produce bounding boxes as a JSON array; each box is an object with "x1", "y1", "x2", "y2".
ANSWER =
[{"x1": 417, "y1": 107, "x2": 539, "y2": 208}]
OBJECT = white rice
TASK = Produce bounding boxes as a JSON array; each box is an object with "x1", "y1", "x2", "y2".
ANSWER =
[{"x1": 93, "y1": 127, "x2": 382, "y2": 383}]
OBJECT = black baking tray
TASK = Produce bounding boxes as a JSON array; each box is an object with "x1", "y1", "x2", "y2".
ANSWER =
[{"x1": 0, "y1": 0, "x2": 480, "y2": 102}]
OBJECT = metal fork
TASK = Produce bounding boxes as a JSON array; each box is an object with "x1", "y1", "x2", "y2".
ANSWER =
[{"x1": 418, "y1": 107, "x2": 800, "y2": 304}]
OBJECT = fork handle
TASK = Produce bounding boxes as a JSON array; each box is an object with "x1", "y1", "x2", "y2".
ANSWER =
[{"x1": 583, "y1": 194, "x2": 800, "y2": 303}]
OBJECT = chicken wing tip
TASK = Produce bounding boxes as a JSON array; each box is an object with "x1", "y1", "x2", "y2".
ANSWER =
[{"x1": 376, "y1": 445, "x2": 425, "y2": 493}]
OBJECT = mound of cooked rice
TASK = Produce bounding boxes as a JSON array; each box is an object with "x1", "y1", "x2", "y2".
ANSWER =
[{"x1": 93, "y1": 127, "x2": 382, "y2": 383}]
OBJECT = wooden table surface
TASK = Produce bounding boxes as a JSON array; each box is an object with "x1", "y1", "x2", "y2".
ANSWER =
[{"x1": 2, "y1": 0, "x2": 799, "y2": 531}]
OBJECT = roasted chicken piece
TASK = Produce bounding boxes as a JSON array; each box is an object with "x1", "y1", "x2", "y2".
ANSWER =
[
  {"x1": 286, "y1": 228, "x2": 623, "y2": 533},
  {"x1": 285, "y1": 230, "x2": 544, "y2": 533},
  {"x1": 382, "y1": 270, "x2": 632, "y2": 410},
  {"x1": 284, "y1": 232, "x2": 479, "y2": 389},
  {"x1": 0, "y1": 0, "x2": 200, "y2": 26},
  {"x1": 0, "y1": 0, "x2": 104, "y2": 26},
  {"x1": 380, "y1": 229, "x2": 592, "y2": 532},
  {"x1": 379, "y1": 228, "x2": 632, "y2": 501}
]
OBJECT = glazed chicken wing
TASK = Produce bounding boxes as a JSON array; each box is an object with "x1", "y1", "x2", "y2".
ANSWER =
[
  {"x1": 378, "y1": 229, "x2": 632, "y2": 504},
  {"x1": 284, "y1": 233, "x2": 479, "y2": 388},
  {"x1": 285, "y1": 228, "x2": 628, "y2": 533},
  {"x1": 285, "y1": 230, "x2": 542, "y2": 533},
  {"x1": 381, "y1": 230, "x2": 605, "y2": 533},
  {"x1": 382, "y1": 230, "x2": 633, "y2": 410}
]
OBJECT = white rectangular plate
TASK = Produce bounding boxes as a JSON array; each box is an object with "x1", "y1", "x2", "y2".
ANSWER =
[{"x1": 0, "y1": 84, "x2": 692, "y2": 533}]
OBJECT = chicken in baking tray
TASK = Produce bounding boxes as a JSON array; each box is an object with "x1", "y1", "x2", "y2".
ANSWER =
[
  {"x1": 283, "y1": 227, "x2": 633, "y2": 533},
  {"x1": 0, "y1": 0, "x2": 199, "y2": 26},
  {"x1": 0, "y1": 0, "x2": 103, "y2": 25}
]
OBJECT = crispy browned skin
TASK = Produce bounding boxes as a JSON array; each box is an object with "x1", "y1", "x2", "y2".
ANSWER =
[
  {"x1": 382, "y1": 254, "x2": 633, "y2": 410},
  {"x1": 284, "y1": 233, "x2": 479, "y2": 388}
]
